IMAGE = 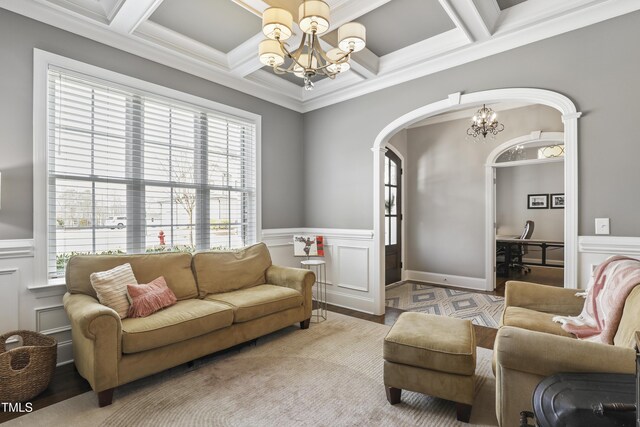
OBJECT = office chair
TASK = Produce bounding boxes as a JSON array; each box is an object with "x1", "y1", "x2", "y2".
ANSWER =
[
  {"x1": 511, "y1": 220, "x2": 535, "y2": 274},
  {"x1": 496, "y1": 220, "x2": 535, "y2": 276}
]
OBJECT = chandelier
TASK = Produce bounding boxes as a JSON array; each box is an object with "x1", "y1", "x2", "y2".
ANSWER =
[
  {"x1": 258, "y1": 1, "x2": 366, "y2": 91},
  {"x1": 466, "y1": 104, "x2": 505, "y2": 139}
]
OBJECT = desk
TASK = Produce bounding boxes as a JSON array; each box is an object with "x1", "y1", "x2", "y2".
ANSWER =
[{"x1": 496, "y1": 238, "x2": 564, "y2": 272}]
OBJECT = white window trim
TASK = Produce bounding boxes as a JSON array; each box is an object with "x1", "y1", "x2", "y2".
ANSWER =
[{"x1": 33, "y1": 49, "x2": 262, "y2": 287}]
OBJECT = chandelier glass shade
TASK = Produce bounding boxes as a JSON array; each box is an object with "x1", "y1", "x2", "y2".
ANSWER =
[
  {"x1": 466, "y1": 104, "x2": 505, "y2": 139},
  {"x1": 258, "y1": 1, "x2": 366, "y2": 91}
]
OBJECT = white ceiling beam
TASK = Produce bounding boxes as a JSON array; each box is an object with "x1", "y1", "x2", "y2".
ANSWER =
[
  {"x1": 439, "y1": 0, "x2": 493, "y2": 42},
  {"x1": 109, "y1": 0, "x2": 165, "y2": 34},
  {"x1": 135, "y1": 21, "x2": 228, "y2": 68},
  {"x1": 329, "y1": 0, "x2": 391, "y2": 26},
  {"x1": 472, "y1": 0, "x2": 501, "y2": 35},
  {"x1": 230, "y1": 0, "x2": 269, "y2": 18},
  {"x1": 227, "y1": 32, "x2": 268, "y2": 76},
  {"x1": 316, "y1": 37, "x2": 378, "y2": 79},
  {"x1": 378, "y1": 29, "x2": 469, "y2": 74}
]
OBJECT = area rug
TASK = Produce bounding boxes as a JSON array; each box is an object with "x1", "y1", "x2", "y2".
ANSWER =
[
  {"x1": 386, "y1": 282, "x2": 504, "y2": 328},
  {"x1": 5, "y1": 313, "x2": 497, "y2": 426}
]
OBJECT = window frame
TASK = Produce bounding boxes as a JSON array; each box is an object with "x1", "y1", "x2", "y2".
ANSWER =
[{"x1": 33, "y1": 49, "x2": 262, "y2": 287}]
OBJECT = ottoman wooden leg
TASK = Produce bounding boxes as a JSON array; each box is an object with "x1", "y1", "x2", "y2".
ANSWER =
[
  {"x1": 455, "y1": 403, "x2": 472, "y2": 423},
  {"x1": 386, "y1": 386, "x2": 402, "y2": 405}
]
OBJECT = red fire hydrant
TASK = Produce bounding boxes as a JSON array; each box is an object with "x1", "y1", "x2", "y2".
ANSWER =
[{"x1": 158, "y1": 230, "x2": 166, "y2": 246}]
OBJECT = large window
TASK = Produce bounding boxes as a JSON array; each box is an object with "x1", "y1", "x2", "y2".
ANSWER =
[{"x1": 45, "y1": 67, "x2": 257, "y2": 279}]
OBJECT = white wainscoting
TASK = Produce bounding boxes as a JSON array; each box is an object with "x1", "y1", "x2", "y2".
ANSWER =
[
  {"x1": 0, "y1": 239, "x2": 72, "y2": 365},
  {"x1": 578, "y1": 236, "x2": 640, "y2": 289},
  {"x1": 261, "y1": 228, "x2": 376, "y2": 314}
]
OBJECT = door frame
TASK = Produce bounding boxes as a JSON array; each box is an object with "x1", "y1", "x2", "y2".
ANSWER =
[
  {"x1": 371, "y1": 89, "x2": 581, "y2": 315},
  {"x1": 485, "y1": 131, "x2": 566, "y2": 291},
  {"x1": 384, "y1": 144, "x2": 405, "y2": 285}
]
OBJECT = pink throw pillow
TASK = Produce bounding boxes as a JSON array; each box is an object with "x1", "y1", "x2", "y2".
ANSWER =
[{"x1": 127, "y1": 276, "x2": 177, "y2": 318}]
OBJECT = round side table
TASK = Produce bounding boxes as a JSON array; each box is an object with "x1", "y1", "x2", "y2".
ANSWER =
[{"x1": 300, "y1": 259, "x2": 327, "y2": 322}]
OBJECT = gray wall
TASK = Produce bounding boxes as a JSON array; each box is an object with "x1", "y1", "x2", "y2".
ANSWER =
[
  {"x1": 0, "y1": 9, "x2": 304, "y2": 239},
  {"x1": 387, "y1": 129, "x2": 407, "y2": 159},
  {"x1": 404, "y1": 105, "x2": 562, "y2": 277},
  {"x1": 303, "y1": 10, "x2": 640, "y2": 239},
  {"x1": 496, "y1": 162, "x2": 564, "y2": 262}
]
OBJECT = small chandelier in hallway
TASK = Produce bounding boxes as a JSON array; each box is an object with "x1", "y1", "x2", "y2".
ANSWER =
[{"x1": 467, "y1": 104, "x2": 505, "y2": 140}]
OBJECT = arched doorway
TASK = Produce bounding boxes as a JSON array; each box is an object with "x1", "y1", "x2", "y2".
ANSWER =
[
  {"x1": 371, "y1": 89, "x2": 581, "y2": 315},
  {"x1": 486, "y1": 131, "x2": 566, "y2": 290}
]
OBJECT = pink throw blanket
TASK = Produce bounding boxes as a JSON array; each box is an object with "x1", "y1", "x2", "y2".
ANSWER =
[{"x1": 553, "y1": 256, "x2": 640, "y2": 344}]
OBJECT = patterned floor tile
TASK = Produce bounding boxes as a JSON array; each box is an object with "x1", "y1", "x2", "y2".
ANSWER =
[{"x1": 385, "y1": 282, "x2": 504, "y2": 328}]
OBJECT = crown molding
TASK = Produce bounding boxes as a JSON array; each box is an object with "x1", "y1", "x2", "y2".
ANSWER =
[
  {"x1": 301, "y1": 0, "x2": 640, "y2": 112},
  {"x1": 0, "y1": 0, "x2": 304, "y2": 111},
  {"x1": 2, "y1": 0, "x2": 639, "y2": 114},
  {"x1": 135, "y1": 20, "x2": 228, "y2": 68}
]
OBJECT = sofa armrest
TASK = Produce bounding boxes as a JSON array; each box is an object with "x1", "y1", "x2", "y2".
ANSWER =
[
  {"x1": 64, "y1": 293, "x2": 122, "y2": 340},
  {"x1": 505, "y1": 281, "x2": 584, "y2": 316},
  {"x1": 266, "y1": 265, "x2": 315, "y2": 318},
  {"x1": 63, "y1": 292, "x2": 122, "y2": 392},
  {"x1": 496, "y1": 326, "x2": 636, "y2": 377}
]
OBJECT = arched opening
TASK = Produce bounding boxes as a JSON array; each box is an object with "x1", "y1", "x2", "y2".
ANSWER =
[
  {"x1": 371, "y1": 89, "x2": 581, "y2": 315},
  {"x1": 486, "y1": 131, "x2": 566, "y2": 291}
]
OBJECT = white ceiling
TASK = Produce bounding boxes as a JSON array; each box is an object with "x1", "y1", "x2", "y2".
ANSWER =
[
  {"x1": 1, "y1": 0, "x2": 638, "y2": 112},
  {"x1": 497, "y1": 0, "x2": 528, "y2": 11}
]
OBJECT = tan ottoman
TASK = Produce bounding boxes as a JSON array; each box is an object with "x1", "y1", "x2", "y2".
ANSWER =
[{"x1": 383, "y1": 312, "x2": 476, "y2": 423}]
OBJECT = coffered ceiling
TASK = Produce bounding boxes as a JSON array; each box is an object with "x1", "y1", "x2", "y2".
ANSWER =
[{"x1": 1, "y1": 0, "x2": 638, "y2": 112}]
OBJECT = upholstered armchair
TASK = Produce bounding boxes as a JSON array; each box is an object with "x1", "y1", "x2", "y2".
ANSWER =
[{"x1": 494, "y1": 281, "x2": 640, "y2": 427}]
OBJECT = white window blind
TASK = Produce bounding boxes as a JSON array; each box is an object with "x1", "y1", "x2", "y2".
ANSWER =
[{"x1": 47, "y1": 68, "x2": 257, "y2": 278}]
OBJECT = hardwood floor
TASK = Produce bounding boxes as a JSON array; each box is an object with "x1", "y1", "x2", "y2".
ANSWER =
[
  {"x1": 2, "y1": 296, "x2": 503, "y2": 423},
  {"x1": 0, "y1": 363, "x2": 91, "y2": 423},
  {"x1": 496, "y1": 265, "x2": 564, "y2": 289}
]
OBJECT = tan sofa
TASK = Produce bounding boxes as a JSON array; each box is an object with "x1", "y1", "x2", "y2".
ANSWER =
[
  {"x1": 494, "y1": 281, "x2": 640, "y2": 426},
  {"x1": 62, "y1": 243, "x2": 315, "y2": 407}
]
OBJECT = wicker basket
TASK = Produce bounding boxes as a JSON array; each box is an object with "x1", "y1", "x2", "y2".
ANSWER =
[{"x1": 0, "y1": 330, "x2": 57, "y2": 403}]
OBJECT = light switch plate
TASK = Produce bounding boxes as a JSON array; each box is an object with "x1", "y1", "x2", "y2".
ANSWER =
[{"x1": 595, "y1": 218, "x2": 610, "y2": 235}]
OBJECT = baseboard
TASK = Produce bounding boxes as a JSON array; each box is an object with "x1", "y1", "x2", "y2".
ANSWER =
[
  {"x1": 56, "y1": 340, "x2": 74, "y2": 366},
  {"x1": 325, "y1": 288, "x2": 375, "y2": 314},
  {"x1": 404, "y1": 270, "x2": 487, "y2": 291}
]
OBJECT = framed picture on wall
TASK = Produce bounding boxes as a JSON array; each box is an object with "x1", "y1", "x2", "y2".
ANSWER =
[
  {"x1": 293, "y1": 235, "x2": 325, "y2": 257},
  {"x1": 550, "y1": 193, "x2": 565, "y2": 209},
  {"x1": 528, "y1": 194, "x2": 549, "y2": 209}
]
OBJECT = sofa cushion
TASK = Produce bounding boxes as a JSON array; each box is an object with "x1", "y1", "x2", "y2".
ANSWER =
[
  {"x1": 502, "y1": 306, "x2": 575, "y2": 338},
  {"x1": 205, "y1": 284, "x2": 303, "y2": 323},
  {"x1": 193, "y1": 243, "x2": 272, "y2": 296},
  {"x1": 66, "y1": 252, "x2": 198, "y2": 301},
  {"x1": 127, "y1": 276, "x2": 177, "y2": 318},
  {"x1": 121, "y1": 299, "x2": 233, "y2": 353},
  {"x1": 90, "y1": 263, "x2": 137, "y2": 319},
  {"x1": 614, "y1": 285, "x2": 640, "y2": 348}
]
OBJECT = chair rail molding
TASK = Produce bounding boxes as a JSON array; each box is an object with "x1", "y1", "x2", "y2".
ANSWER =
[
  {"x1": 371, "y1": 88, "x2": 581, "y2": 315},
  {"x1": 0, "y1": 239, "x2": 35, "y2": 259},
  {"x1": 578, "y1": 236, "x2": 640, "y2": 288}
]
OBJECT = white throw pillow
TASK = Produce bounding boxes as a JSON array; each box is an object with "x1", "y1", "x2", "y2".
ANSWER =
[{"x1": 90, "y1": 263, "x2": 138, "y2": 319}]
